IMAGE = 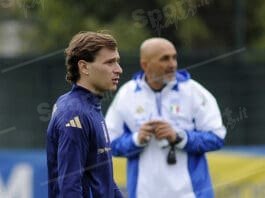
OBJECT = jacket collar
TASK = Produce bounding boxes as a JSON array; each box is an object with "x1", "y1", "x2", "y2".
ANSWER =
[
  {"x1": 133, "y1": 69, "x2": 190, "y2": 93},
  {"x1": 71, "y1": 84, "x2": 102, "y2": 110}
]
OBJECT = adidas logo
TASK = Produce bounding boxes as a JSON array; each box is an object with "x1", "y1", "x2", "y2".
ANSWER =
[{"x1": 65, "y1": 116, "x2": 82, "y2": 129}]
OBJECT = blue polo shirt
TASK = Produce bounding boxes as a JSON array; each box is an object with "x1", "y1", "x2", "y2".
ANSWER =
[{"x1": 46, "y1": 84, "x2": 122, "y2": 198}]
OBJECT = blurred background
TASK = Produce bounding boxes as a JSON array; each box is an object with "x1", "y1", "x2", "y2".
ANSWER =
[{"x1": 0, "y1": 0, "x2": 264, "y2": 197}]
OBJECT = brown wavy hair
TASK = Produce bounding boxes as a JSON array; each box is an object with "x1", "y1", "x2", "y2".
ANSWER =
[{"x1": 64, "y1": 31, "x2": 117, "y2": 84}]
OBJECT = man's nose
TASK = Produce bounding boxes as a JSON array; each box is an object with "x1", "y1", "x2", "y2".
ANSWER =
[
  {"x1": 169, "y1": 58, "x2": 177, "y2": 69},
  {"x1": 115, "y1": 63, "x2": 123, "y2": 74}
]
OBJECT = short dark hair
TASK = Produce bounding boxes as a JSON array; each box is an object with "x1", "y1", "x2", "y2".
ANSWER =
[{"x1": 64, "y1": 31, "x2": 117, "y2": 84}]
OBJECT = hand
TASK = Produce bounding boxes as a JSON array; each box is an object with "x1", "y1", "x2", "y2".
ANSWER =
[
  {"x1": 149, "y1": 120, "x2": 177, "y2": 144},
  {"x1": 138, "y1": 121, "x2": 155, "y2": 144}
]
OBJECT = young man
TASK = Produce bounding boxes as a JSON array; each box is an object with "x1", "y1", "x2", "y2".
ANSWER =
[
  {"x1": 46, "y1": 31, "x2": 123, "y2": 198},
  {"x1": 106, "y1": 38, "x2": 227, "y2": 198}
]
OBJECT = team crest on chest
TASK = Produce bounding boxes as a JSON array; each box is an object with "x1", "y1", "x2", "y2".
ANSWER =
[
  {"x1": 135, "y1": 106, "x2": 145, "y2": 114},
  {"x1": 170, "y1": 104, "x2": 180, "y2": 114}
]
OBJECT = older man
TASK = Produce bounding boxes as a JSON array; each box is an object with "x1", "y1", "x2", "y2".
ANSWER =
[{"x1": 106, "y1": 38, "x2": 226, "y2": 198}]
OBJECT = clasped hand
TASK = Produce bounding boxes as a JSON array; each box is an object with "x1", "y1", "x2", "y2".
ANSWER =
[{"x1": 138, "y1": 120, "x2": 177, "y2": 144}]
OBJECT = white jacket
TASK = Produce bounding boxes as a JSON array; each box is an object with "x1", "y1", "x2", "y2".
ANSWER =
[{"x1": 106, "y1": 70, "x2": 226, "y2": 198}]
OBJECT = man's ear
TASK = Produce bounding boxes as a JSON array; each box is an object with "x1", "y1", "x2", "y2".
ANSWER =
[
  {"x1": 140, "y1": 59, "x2": 148, "y2": 72},
  {"x1": 78, "y1": 60, "x2": 90, "y2": 75}
]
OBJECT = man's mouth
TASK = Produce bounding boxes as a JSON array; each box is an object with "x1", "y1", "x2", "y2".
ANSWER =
[
  {"x1": 165, "y1": 69, "x2": 175, "y2": 74},
  {"x1": 165, "y1": 70, "x2": 175, "y2": 77},
  {"x1": 112, "y1": 77, "x2": 119, "y2": 85}
]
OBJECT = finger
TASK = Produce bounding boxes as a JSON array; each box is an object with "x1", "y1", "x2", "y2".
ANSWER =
[
  {"x1": 144, "y1": 120, "x2": 157, "y2": 125},
  {"x1": 149, "y1": 120, "x2": 167, "y2": 125},
  {"x1": 143, "y1": 122, "x2": 155, "y2": 128},
  {"x1": 142, "y1": 132, "x2": 152, "y2": 142},
  {"x1": 141, "y1": 125, "x2": 155, "y2": 132},
  {"x1": 140, "y1": 131, "x2": 152, "y2": 138},
  {"x1": 155, "y1": 130, "x2": 169, "y2": 138},
  {"x1": 156, "y1": 133, "x2": 168, "y2": 140},
  {"x1": 140, "y1": 126, "x2": 151, "y2": 132},
  {"x1": 142, "y1": 131, "x2": 151, "y2": 136},
  {"x1": 145, "y1": 135, "x2": 151, "y2": 141},
  {"x1": 155, "y1": 125, "x2": 168, "y2": 131},
  {"x1": 155, "y1": 133, "x2": 167, "y2": 140},
  {"x1": 154, "y1": 127, "x2": 170, "y2": 135},
  {"x1": 139, "y1": 132, "x2": 151, "y2": 143},
  {"x1": 154, "y1": 123, "x2": 170, "y2": 131}
]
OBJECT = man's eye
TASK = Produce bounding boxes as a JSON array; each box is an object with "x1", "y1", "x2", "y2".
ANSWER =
[
  {"x1": 107, "y1": 60, "x2": 115, "y2": 64},
  {"x1": 161, "y1": 57, "x2": 169, "y2": 61}
]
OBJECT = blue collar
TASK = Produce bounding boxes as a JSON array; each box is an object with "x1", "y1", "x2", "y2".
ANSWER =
[
  {"x1": 133, "y1": 69, "x2": 190, "y2": 92},
  {"x1": 71, "y1": 84, "x2": 102, "y2": 108}
]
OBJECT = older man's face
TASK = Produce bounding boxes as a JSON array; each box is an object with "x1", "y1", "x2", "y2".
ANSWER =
[{"x1": 144, "y1": 42, "x2": 177, "y2": 89}]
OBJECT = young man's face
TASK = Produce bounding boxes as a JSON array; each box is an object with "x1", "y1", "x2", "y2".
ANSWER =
[{"x1": 88, "y1": 47, "x2": 122, "y2": 94}]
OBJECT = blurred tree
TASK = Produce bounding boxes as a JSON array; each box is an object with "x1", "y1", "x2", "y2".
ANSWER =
[
  {"x1": 8, "y1": 0, "x2": 154, "y2": 53},
  {"x1": 1, "y1": 0, "x2": 264, "y2": 54},
  {"x1": 247, "y1": 0, "x2": 265, "y2": 49}
]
